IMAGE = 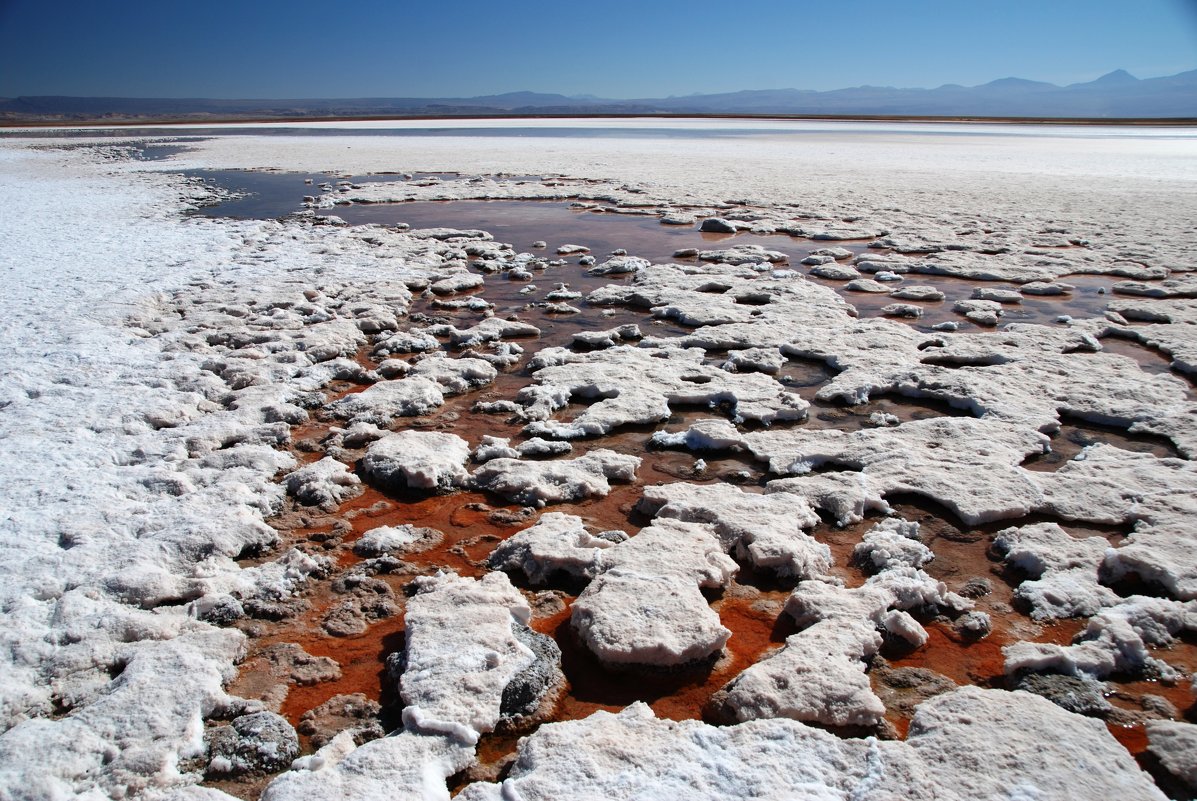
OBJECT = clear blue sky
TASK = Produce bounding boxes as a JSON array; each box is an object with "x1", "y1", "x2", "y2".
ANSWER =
[{"x1": 1, "y1": 0, "x2": 1194, "y2": 98}]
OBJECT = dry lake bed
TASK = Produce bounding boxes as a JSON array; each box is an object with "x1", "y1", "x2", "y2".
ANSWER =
[{"x1": 1, "y1": 118, "x2": 1196, "y2": 800}]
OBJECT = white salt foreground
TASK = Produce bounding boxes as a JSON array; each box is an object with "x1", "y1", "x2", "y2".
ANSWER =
[{"x1": 0, "y1": 122, "x2": 1194, "y2": 800}]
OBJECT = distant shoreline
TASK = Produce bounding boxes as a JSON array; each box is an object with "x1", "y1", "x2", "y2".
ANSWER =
[{"x1": 3, "y1": 112, "x2": 1195, "y2": 130}]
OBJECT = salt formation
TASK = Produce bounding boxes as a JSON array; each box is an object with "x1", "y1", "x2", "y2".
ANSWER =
[
  {"x1": 3, "y1": 124, "x2": 1196, "y2": 801},
  {"x1": 992, "y1": 522, "x2": 1117, "y2": 620},
  {"x1": 280, "y1": 456, "x2": 362, "y2": 510},
  {"x1": 399, "y1": 572, "x2": 562, "y2": 744},
  {"x1": 361, "y1": 431, "x2": 471, "y2": 491},
  {"x1": 571, "y1": 519, "x2": 737, "y2": 666},
  {"x1": 487, "y1": 512, "x2": 622, "y2": 584},
  {"x1": 712, "y1": 518, "x2": 968, "y2": 727},
  {"x1": 511, "y1": 345, "x2": 808, "y2": 438},
  {"x1": 638, "y1": 481, "x2": 830, "y2": 579},
  {"x1": 470, "y1": 449, "x2": 640, "y2": 507},
  {"x1": 458, "y1": 688, "x2": 1166, "y2": 801}
]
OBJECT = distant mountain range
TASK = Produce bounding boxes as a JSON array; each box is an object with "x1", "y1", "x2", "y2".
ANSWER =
[{"x1": 2, "y1": 69, "x2": 1194, "y2": 123}]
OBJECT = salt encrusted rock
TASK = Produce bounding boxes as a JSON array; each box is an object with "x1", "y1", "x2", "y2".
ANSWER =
[
  {"x1": 488, "y1": 512, "x2": 621, "y2": 584},
  {"x1": 661, "y1": 213, "x2": 696, "y2": 226},
  {"x1": 711, "y1": 620, "x2": 886, "y2": 727},
  {"x1": 720, "y1": 346, "x2": 785, "y2": 374},
  {"x1": 372, "y1": 330, "x2": 441, "y2": 355},
  {"x1": 409, "y1": 354, "x2": 497, "y2": 394},
  {"x1": 1147, "y1": 720, "x2": 1197, "y2": 790},
  {"x1": 473, "y1": 435, "x2": 521, "y2": 463},
  {"x1": 556, "y1": 244, "x2": 590, "y2": 255},
  {"x1": 587, "y1": 255, "x2": 649, "y2": 275},
  {"x1": 456, "y1": 702, "x2": 938, "y2": 800},
  {"x1": 297, "y1": 693, "x2": 384, "y2": 749},
  {"x1": 906, "y1": 687, "x2": 1166, "y2": 801},
  {"x1": 281, "y1": 456, "x2": 362, "y2": 510},
  {"x1": 889, "y1": 285, "x2": 946, "y2": 301},
  {"x1": 430, "y1": 272, "x2": 486, "y2": 295},
  {"x1": 811, "y1": 246, "x2": 853, "y2": 259},
  {"x1": 881, "y1": 303, "x2": 923, "y2": 319},
  {"x1": 931, "y1": 321, "x2": 959, "y2": 331},
  {"x1": 206, "y1": 711, "x2": 299, "y2": 776},
  {"x1": 401, "y1": 572, "x2": 560, "y2": 744},
  {"x1": 261, "y1": 730, "x2": 472, "y2": 801},
  {"x1": 844, "y1": 278, "x2": 890, "y2": 293},
  {"x1": 856, "y1": 256, "x2": 915, "y2": 273},
  {"x1": 1004, "y1": 594, "x2": 1197, "y2": 681},
  {"x1": 697, "y1": 244, "x2": 788, "y2": 265},
  {"x1": 801, "y1": 254, "x2": 835, "y2": 266},
  {"x1": 1113, "y1": 276, "x2": 1197, "y2": 298},
  {"x1": 853, "y1": 518, "x2": 932, "y2": 572},
  {"x1": 470, "y1": 449, "x2": 639, "y2": 507},
  {"x1": 809, "y1": 263, "x2": 861, "y2": 280},
  {"x1": 699, "y1": 217, "x2": 738, "y2": 233},
  {"x1": 786, "y1": 570, "x2": 970, "y2": 639},
  {"x1": 409, "y1": 227, "x2": 493, "y2": 241},
  {"x1": 970, "y1": 287, "x2": 1022, "y2": 303},
  {"x1": 991, "y1": 522, "x2": 1116, "y2": 620},
  {"x1": 874, "y1": 270, "x2": 904, "y2": 282},
  {"x1": 737, "y1": 418, "x2": 1050, "y2": 526},
  {"x1": 571, "y1": 520, "x2": 736, "y2": 667},
  {"x1": 638, "y1": 482, "x2": 829, "y2": 579},
  {"x1": 868, "y1": 411, "x2": 900, "y2": 427},
  {"x1": 1020, "y1": 281, "x2": 1075, "y2": 296},
  {"x1": 352, "y1": 524, "x2": 442, "y2": 557},
  {"x1": 361, "y1": 431, "x2": 470, "y2": 492},
  {"x1": 953, "y1": 298, "x2": 1003, "y2": 326},
  {"x1": 325, "y1": 377, "x2": 445, "y2": 424},
  {"x1": 713, "y1": 513, "x2": 968, "y2": 729},
  {"x1": 1040, "y1": 445, "x2": 1197, "y2": 598},
  {"x1": 545, "y1": 286, "x2": 582, "y2": 301},
  {"x1": 515, "y1": 437, "x2": 573, "y2": 457},
  {"x1": 516, "y1": 345, "x2": 807, "y2": 439},
  {"x1": 430, "y1": 316, "x2": 541, "y2": 347},
  {"x1": 294, "y1": 320, "x2": 370, "y2": 363},
  {"x1": 572, "y1": 323, "x2": 641, "y2": 349},
  {"x1": 953, "y1": 611, "x2": 992, "y2": 639}
]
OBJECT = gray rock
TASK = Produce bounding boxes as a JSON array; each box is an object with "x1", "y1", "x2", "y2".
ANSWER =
[
  {"x1": 297, "y1": 693, "x2": 385, "y2": 749},
  {"x1": 1014, "y1": 673, "x2": 1113, "y2": 718},
  {"x1": 500, "y1": 623, "x2": 563, "y2": 719},
  {"x1": 207, "y1": 711, "x2": 299, "y2": 776},
  {"x1": 700, "y1": 218, "x2": 738, "y2": 233}
]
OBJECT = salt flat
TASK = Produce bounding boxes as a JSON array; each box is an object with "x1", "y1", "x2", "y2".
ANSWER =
[{"x1": 0, "y1": 119, "x2": 1194, "y2": 800}]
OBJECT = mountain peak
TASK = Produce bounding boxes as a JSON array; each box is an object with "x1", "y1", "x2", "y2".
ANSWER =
[{"x1": 1094, "y1": 69, "x2": 1138, "y2": 84}]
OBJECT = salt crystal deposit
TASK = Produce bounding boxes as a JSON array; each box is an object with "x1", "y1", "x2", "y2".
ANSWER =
[{"x1": 2, "y1": 118, "x2": 1194, "y2": 801}]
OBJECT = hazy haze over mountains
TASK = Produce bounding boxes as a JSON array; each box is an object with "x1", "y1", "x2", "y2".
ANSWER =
[{"x1": 2, "y1": 69, "x2": 1194, "y2": 121}]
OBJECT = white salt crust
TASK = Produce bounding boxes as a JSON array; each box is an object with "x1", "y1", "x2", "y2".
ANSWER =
[{"x1": 1, "y1": 121, "x2": 1195, "y2": 799}]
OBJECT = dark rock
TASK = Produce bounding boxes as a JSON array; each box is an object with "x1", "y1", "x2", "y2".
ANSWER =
[
  {"x1": 297, "y1": 693, "x2": 385, "y2": 749},
  {"x1": 699, "y1": 218, "x2": 738, "y2": 234},
  {"x1": 1015, "y1": 673, "x2": 1112, "y2": 718},
  {"x1": 500, "y1": 623, "x2": 562, "y2": 719},
  {"x1": 206, "y1": 711, "x2": 299, "y2": 776}
]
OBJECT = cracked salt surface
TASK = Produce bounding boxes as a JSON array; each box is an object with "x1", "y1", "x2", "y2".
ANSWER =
[{"x1": 1, "y1": 120, "x2": 1195, "y2": 800}]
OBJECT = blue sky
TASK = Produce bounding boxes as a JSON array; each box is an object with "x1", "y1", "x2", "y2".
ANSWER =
[{"x1": 1, "y1": 0, "x2": 1194, "y2": 98}]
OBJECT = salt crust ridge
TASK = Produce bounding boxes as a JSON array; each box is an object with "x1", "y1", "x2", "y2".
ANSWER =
[{"x1": 458, "y1": 688, "x2": 1165, "y2": 801}]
